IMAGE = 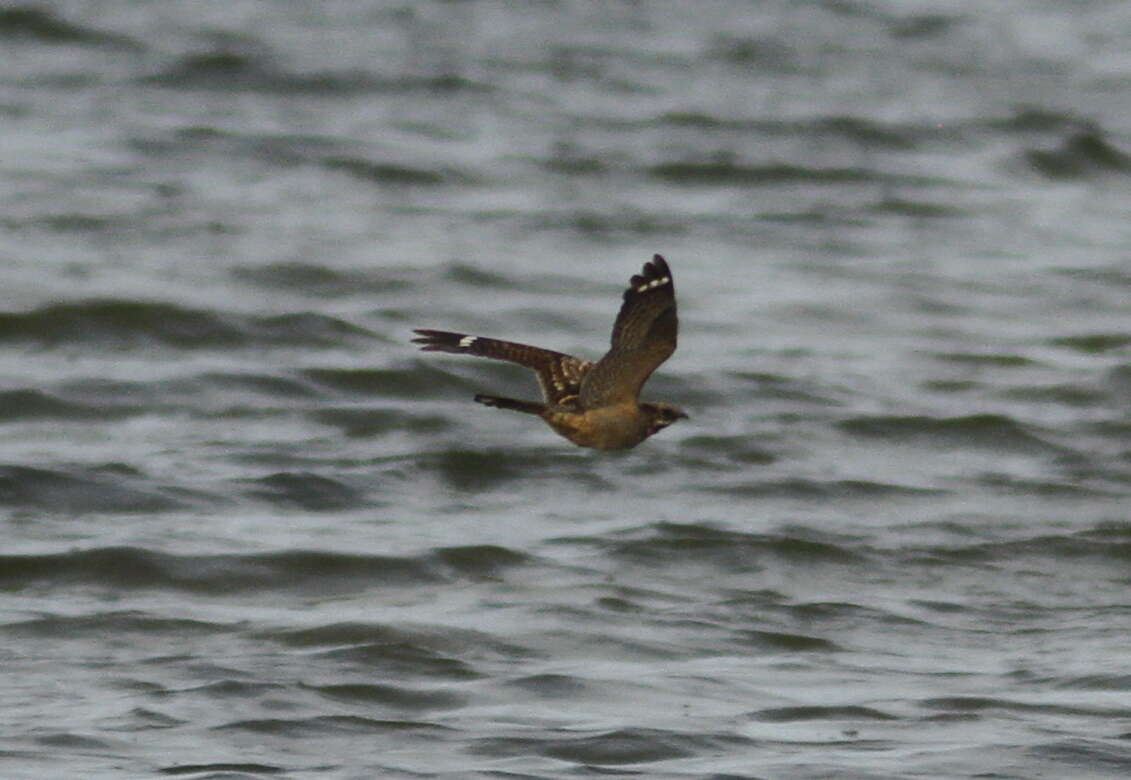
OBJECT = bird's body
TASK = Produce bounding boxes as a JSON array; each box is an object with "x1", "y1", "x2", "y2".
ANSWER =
[
  {"x1": 542, "y1": 400, "x2": 674, "y2": 450},
  {"x1": 412, "y1": 254, "x2": 686, "y2": 450}
]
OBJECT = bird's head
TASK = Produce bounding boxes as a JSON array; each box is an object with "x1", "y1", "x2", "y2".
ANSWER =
[{"x1": 641, "y1": 402, "x2": 689, "y2": 437}]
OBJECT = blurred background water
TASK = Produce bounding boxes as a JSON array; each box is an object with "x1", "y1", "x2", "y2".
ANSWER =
[{"x1": 2, "y1": 1, "x2": 1131, "y2": 778}]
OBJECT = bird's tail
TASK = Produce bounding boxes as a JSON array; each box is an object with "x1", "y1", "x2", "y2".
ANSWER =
[{"x1": 474, "y1": 395, "x2": 546, "y2": 415}]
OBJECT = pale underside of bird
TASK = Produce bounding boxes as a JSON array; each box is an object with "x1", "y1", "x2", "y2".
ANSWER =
[{"x1": 412, "y1": 254, "x2": 686, "y2": 450}]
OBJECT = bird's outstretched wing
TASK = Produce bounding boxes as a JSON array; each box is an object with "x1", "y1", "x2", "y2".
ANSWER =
[
  {"x1": 578, "y1": 254, "x2": 677, "y2": 408},
  {"x1": 412, "y1": 329, "x2": 592, "y2": 406}
]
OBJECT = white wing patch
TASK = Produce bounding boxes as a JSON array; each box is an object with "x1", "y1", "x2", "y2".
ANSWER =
[
  {"x1": 636, "y1": 276, "x2": 670, "y2": 293},
  {"x1": 458, "y1": 335, "x2": 478, "y2": 348}
]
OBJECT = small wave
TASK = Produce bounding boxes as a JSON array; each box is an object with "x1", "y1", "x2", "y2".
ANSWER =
[
  {"x1": 0, "y1": 389, "x2": 136, "y2": 422},
  {"x1": 921, "y1": 696, "x2": 1131, "y2": 719},
  {"x1": 591, "y1": 522, "x2": 864, "y2": 568},
  {"x1": 142, "y1": 47, "x2": 488, "y2": 95},
  {"x1": 35, "y1": 732, "x2": 114, "y2": 750},
  {"x1": 158, "y1": 763, "x2": 284, "y2": 776},
  {"x1": 311, "y1": 407, "x2": 450, "y2": 438},
  {"x1": 1025, "y1": 128, "x2": 1131, "y2": 179},
  {"x1": 915, "y1": 530, "x2": 1131, "y2": 567},
  {"x1": 703, "y1": 477, "x2": 944, "y2": 500},
  {"x1": 648, "y1": 160, "x2": 881, "y2": 186},
  {"x1": 838, "y1": 413, "x2": 1066, "y2": 453},
  {"x1": 441, "y1": 262, "x2": 522, "y2": 289},
  {"x1": 263, "y1": 620, "x2": 530, "y2": 662},
  {"x1": 416, "y1": 449, "x2": 529, "y2": 491},
  {"x1": 527, "y1": 208, "x2": 691, "y2": 238},
  {"x1": 729, "y1": 370, "x2": 846, "y2": 406},
  {"x1": 791, "y1": 600, "x2": 927, "y2": 629},
  {"x1": 931, "y1": 351, "x2": 1037, "y2": 367},
  {"x1": 316, "y1": 643, "x2": 481, "y2": 681},
  {"x1": 0, "y1": 544, "x2": 531, "y2": 594},
  {"x1": 1028, "y1": 741, "x2": 1131, "y2": 775},
  {"x1": 976, "y1": 473, "x2": 1120, "y2": 498},
  {"x1": 239, "y1": 472, "x2": 365, "y2": 512},
  {"x1": 2, "y1": 372, "x2": 323, "y2": 425},
  {"x1": 658, "y1": 111, "x2": 948, "y2": 149},
  {"x1": 130, "y1": 125, "x2": 350, "y2": 169},
  {"x1": 731, "y1": 629, "x2": 839, "y2": 652},
  {"x1": 879, "y1": 194, "x2": 968, "y2": 218},
  {"x1": 304, "y1": 682, "x2": 466, "y2": 712},
  {"x1": 706, "y1": 35, "x2": 802, "y2": 72},
  {"x1": 1049, "y1": 333, "x2": 1131, "y2": 355},
  {"x1": 194, "y1": 372, "x2": 323, "y2": 400},
  {"x1": 187, "y1": 680, "x2": 287, "y2": 700},
  {"x1": 141, "y1": 50, "x2": 373, "y2": 94},
  {"x1": 999, "y1": 384, "x2": 1107, "y2": 408},
  {"x1": 301, "y1": 365, "x2": 479, "y2": 399},
  {"x1": 0, "y1": 547, "x2": 439, "y2": 593},
  {"x1": 989, "y1": 106, "x2": 1085, "y2": 134},
  {"x1": 0, "y1": 464, "x2": 184, "y2": 513},
  {"x1": 0, "y1": 6, "x2": 142, "y2": 49},
  {"x1": 413, "y1": 448, "x2": 614, "y2": 492},
  {"x1": 211, "y1": 715, "x2": 452, "y2": 737},
  {"x1": 431, "y1": 544, "x2": 531, "y2": 579},
  {"x1": 232, "y1": 262, "x2": 414, "y2": 298},
  {"x1": 678, "y1": 434, "x2": 776, "y2": 465},
  {"x1": 504, "y1": 673, "x2": 588, "y2": 697},
  {"x1": 752, "y1": 705, "x2": 898, "y2": 722},
  {"x1": 888, "y1": 13, "x2": 962, "y2": 40},
  {"x1": 1056, "y1": 675, "x2": 1131, "y2": 692},
  {"x1": 1057, "y1": 265, "x2": 1131, "y2": 289},
  {"x1": 1105, "y1": 365, "x2": 1131, "y2": 403},
  {"x1": 0, "y1": 611, "x2": 231, "y2": 639},
  {"x1": 322, "y1": 156, "x2": 460, "y2": 186},
  {"x1": 257, "y1": 312, "x2": 374, "y2": 346},
  {"x1": 539, "y1": 153, "x2": 610, "y2": 176},
  {"x1": 0, "y1": 299, "x2": 372, "y2": 350},
  {"x1": 471, "y1": 727, "x2": 753, "y2": 765},
  {"x1": 122, "y1": 708, "x2": 185, "y2": 730},
  {"x1": 420, "y1": 447, "x2": 619, "y2": 488}
]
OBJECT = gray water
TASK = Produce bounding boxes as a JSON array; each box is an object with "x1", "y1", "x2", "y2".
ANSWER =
[{"x1": 3, "y1": 2, "x2": 1131, "y2": 778}]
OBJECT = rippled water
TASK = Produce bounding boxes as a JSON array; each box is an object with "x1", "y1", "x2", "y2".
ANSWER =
[{"x1": 3, "y1": 2, "x2": 1131, "y2": 778}]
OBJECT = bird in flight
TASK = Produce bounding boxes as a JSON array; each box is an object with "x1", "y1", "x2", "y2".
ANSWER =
[{"x1": 412, "y1": 254, "x2": 687, "y2": 450}]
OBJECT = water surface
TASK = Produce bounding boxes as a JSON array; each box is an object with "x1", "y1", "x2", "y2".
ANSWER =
[{"x1": 3, "y1": 2, "x2": 1131, "y2": 778}]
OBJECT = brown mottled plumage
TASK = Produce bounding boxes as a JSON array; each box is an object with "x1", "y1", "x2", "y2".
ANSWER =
[{"x1": 412, "y1": 254, "x2": 687, "y2": 449}]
